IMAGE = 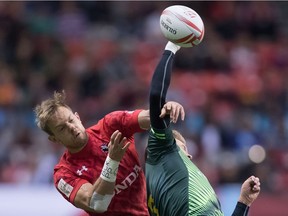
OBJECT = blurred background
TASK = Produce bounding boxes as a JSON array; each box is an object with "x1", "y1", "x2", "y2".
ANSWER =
[{"x1": 0, "y1": 1, "x2": 288, "y2": 215}]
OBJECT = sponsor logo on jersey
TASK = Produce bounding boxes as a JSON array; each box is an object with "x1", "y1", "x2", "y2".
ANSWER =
[
  {"x1": 76, "y1": 165, "x2": 88, "y2": 176},
  {"x1": 100, "y1": 143, "x2": 109, "y2": 153},
  {"x1": 57, "y1": 178, "x2": 73, "y2": 198},
  {"x1": 148, "y1": 194, "x2": 159, "y2": 216},
  {"x1": 114, "y1": 165, "x2": 141, "y2": 195}
]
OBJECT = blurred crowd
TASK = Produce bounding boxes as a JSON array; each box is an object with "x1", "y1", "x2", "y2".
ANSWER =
[{"x1": 0, "y1": 1, "x2": 287, "y2": 196}]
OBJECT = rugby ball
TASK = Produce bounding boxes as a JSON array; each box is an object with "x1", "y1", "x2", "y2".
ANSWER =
[{"x1": 160, "y1": 5, "x2": 205, "y2": 47}]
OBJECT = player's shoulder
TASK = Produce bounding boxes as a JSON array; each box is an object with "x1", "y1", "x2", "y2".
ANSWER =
[
  {"x1": 53, "y1": 156, "x2": 82, "y2": 183},
  {"x1": 106, "y1": 110, "x2": 139, "y2": 118},
  {"x1": 54, "y1": 151, "x2": 80, "y2": 172},
  {"x1": 54, "y1": 154, "x2": 71, "y2": 172},
  {"x1": 103, "y1": 109, "x2": 141, "y2": 125}
]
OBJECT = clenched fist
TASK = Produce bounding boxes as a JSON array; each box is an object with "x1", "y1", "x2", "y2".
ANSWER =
[{"x1": 238, "y1": 175, "x2": 261, "y2": 206}]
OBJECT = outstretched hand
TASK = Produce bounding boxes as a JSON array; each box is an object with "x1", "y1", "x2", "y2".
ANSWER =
[
  {"x1": 238, "y1": 175, "x2": 261, "y2": 206},
  {"x1": 108, "y1": 130, "x2": 131, "y2": 162},
  {"x1": 160, "y1": 101, "x2": 185, "y2": 123}
]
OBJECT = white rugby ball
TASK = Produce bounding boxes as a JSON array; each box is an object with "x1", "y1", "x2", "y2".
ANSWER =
[{"x1": 160, "y1": 5, "x2": 205, "y2": 47}]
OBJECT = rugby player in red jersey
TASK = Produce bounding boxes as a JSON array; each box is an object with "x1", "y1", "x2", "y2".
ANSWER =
[{"x1": 34, "y1": 91, "x2": 184, "y2": 216}]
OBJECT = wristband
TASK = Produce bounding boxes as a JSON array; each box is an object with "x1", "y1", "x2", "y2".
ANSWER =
[
  {"x1": 232, "y1": 202, "x2": 249, "y2": 216},
  {"x1": 100, "y1": 156, "x2": 120, "y2": 182}
]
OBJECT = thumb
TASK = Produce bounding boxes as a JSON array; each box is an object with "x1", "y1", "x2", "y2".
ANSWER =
[{"x1": 159, "y1": 108, "x2": 166, "y2": 118}]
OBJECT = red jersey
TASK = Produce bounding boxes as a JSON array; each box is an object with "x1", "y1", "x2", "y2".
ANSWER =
[{"x1": 54, "y1": 110, "x2": 149, "y2": 216}]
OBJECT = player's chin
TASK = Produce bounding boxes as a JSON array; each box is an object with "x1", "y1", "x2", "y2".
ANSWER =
[{"x1": 75, "y1": 132, "x2": 87, "y2": 143}]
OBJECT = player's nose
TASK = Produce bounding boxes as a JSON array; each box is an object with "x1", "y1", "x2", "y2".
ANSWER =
[{"x1": 66, "y1": 122, "x2": 76, "y2": 132}]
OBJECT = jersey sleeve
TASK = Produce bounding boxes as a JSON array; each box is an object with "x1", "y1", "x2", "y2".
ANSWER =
[
  {"x1": 231, "y1": 202, "x2": 250, "y2": 216},
  {"x1": 54, "y1": 167, "x2": 88, "y2": 205},
  {"x1": 146, "y1": 126, "x2": 178, "y2": 163},
  {"x1": 101, "y1": 109, "x2": 144, "y2": 138}
]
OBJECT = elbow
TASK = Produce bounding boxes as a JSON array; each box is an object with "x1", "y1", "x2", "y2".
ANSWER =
[
  {"x1": 91, "y1": 201, "x2": 109, "y2": 213},
  {"x1": 89, "y1": 192, "x2": 114, "y2": 213}
]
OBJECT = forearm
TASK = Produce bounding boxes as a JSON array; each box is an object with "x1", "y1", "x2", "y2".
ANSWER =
[
  {"x1": 75, "y1": 179, "x2": 115, "y2": 212},
  {"x1": 90, "y1": 155, "x2": 120, "y2": 211},
  {"x1": 138, "y1": 109, "x2": 151, "y2": 130},
  {"x1": 75, "y1": 156, "x2": 119, "y2": 213},
  {"x1": 93, "y1": 175, "x2": 115, "y2": 195},
  {"x1": 149, "y1": 50, "x2": 174, "y2": 129},
  {"x1": 231, "y1": 202, "x2": 250, "y2": 216}
]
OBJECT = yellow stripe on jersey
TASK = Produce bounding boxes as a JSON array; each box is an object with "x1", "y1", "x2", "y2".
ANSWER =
[
  {"x1": 151, "y1": 128, "x2": 166, "y2": 140},
  {"x1": 179, "y1": 150, "x2": 224, "y2": 215}
]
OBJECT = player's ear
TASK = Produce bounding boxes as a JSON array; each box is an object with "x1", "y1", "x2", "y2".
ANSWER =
[
  {"x1": 75, "y1": 112, "x2": 81, "y2": 120},
  {"x1": 48, "y1": 135, "x2": 58, "y2": 143}
]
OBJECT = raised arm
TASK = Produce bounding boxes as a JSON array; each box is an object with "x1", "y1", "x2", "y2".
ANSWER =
[
  {"x1": 74, "y1": 130, "x2": 130, "y2": 213},
  {"x1": 149, "y1": 42, "x2": 183, "y2": 129},
  {"x1": 231, "y1": 175, "x2": 261, "y2": 216}
]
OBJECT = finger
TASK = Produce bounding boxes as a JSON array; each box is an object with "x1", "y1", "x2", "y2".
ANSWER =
[
  {"x1": 249, "y1": 175, "x2": 256, "y2": 183},
  {"x1": 252, "y1": 183, "x2": 261, "y2": 192},
  {"x1": 159, "y1": 108, "x2": 166, "y2": 118},
  {"x1": 165, "y1": 103, "x2": 172, "y2": 111},
  {"x1": 119, "y1": 137, "x2": 127, "y2": 146},
  {"x1": 172, "y1": 106, "x2": 179, "y2": 123},
  {"x1": 180, "y1": 107, "x2": 185, "y2": 121},
  {"x1": 173, "y1": 105, "x2": 178, "y2": 121},
  {"x1": 110, "y1": 130, "x2": 119, "y2": 145},
  {"x1": 250, "y1": 176, "x2": 259, "y2": 185},
  {"x1": 114, "y1": 131, "x2": 122, "y2": 145},
  {"x1": 253, "y1": 185, "x2": 260, "y2": 191},
  {"x1": 254, "y1": 178, "x2": 261, "y2": 189},
  {"x1": 110, "y1": 130, "x2": 119, "y2": 140},
  {"x1": 254, "y1": 177, "x2": 260, "y2": 183},
  {"x1": 122, "y1": 141, "x2": 131, "y2": 151},
  {"x1": 170, "y1": 106, "x2": 174, "y2": 122},
  {"x1": 249, "y1": 176, "x2": 261, "y2": 191}
]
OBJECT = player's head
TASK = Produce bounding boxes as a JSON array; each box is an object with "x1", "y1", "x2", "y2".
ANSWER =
[
  {"x1": 172, "y1": 130, "x2": 192, "y2": 159},
  {"x1": 34, "y1": 90, "x2": 87, "y2": 152}
]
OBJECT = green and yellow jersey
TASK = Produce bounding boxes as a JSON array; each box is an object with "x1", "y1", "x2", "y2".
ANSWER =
[
  {"x1": 146, "y1": 48, "x2": 251, "y2": 216},
  {"x1": 145, "y1": 127, "x2": 223, "y2": 216}
]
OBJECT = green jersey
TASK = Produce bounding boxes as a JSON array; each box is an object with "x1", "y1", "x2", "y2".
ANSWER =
[
  {"x1": 146, "y1": 49, "x2": 250, "y2": 216},
  {"x1": 145, "y1": 127, "x2": 224, "y2": 216}
]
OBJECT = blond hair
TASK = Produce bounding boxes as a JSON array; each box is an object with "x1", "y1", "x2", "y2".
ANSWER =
[{"x1": 34, "y1": 90, "x2": 71, "y2": 135}]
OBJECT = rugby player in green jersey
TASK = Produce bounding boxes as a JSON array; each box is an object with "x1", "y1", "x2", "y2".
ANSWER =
[{"x1": 145, "y1": 41, "x2": 261, "y2": 216}]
